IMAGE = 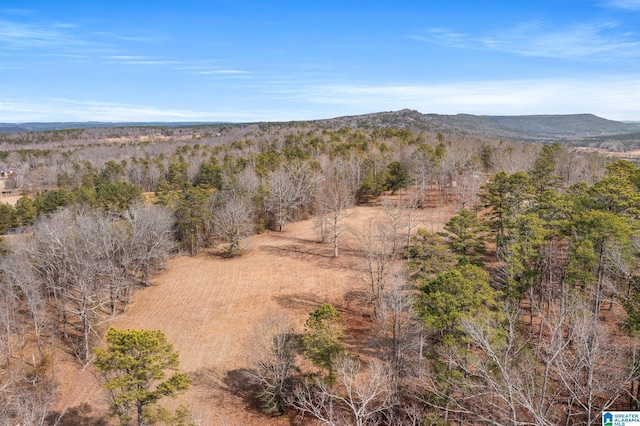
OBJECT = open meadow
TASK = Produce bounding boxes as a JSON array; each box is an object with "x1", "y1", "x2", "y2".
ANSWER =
[{"x1": 51, "y1": 199, "x2": 454, "y2": 425}]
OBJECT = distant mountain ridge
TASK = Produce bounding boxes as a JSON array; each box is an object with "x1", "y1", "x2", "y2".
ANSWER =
[
  {"x1": 0, "y1": 124, "x2": 29, "y2": 134},
  {"x1": 483, "y1": 114, "x2": 640, "y2": 139},
  {"x1": 1, "y1": 111, "x2": 639, "y2": 141},
  {"x1": 314, "y1": 110, "x2": 640, "y2": 141},
  {"x1": 0, "y1": 121, "x2": 227, "y2": 134}
]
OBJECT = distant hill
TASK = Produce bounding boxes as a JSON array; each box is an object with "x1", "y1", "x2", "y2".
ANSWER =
[
  {"x1": 318, "y1": 110, "x2": 640, "y2": 141},
  {"x1": 0, "y1": 124, "x2": 29, "y2": 134},
  {"x1": 483, "y1": 114, "x2": 640, "y2": 139},
  {"x1": 2, "y1": 111, "x2": 639, "y2": 142},
  {"x1": 0, "y1": 121, "x2": 228, "y2": 134}
]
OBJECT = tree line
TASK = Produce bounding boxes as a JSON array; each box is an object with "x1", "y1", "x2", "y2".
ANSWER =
[
  {"x1": 0, "y1": 119, "x2": 627, "y2": 424},
  {"x1": 240, "y1": 153, "x2": 640, "y2": 425},
  {"x1": 0, "y1": 202, "x2": 175, "y2": 423}
]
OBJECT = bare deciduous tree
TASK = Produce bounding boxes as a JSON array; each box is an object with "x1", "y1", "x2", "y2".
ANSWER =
[
  {"x1": 374, "y1": 269, "x2": 420, "y2": 409},
  {"x1": 3, "y1": 204, "x2": 175, "y2": 366},
  {"x1": 410, "y1": 146, "x2": 436, "y2": 209},
  {"x1": 452, "y1": 170, "x2": 483, "y2": 211},
  {"x1": 290, "y1": 356, "x2": 393, "y2": 426},
  {"x1": 552, "y1": 296, "x2": 638, "y2": 425},
  {"x1": 316, "y1": 174, "x2": 354, "y2": 257},
  {"x1": 265, "y1": 164, "x2": 316, "y2": 231},
  {"x1": 1, "y1": 250, "x2": 48, "y2": 360},
  {"x1": 124, "y1": 202, "x2": 176, "y2": 289},
  {"x1": 382, "y1": 197, "x2": 405, "y2": 255},
  {"x1": 357, "y1": 221, "x2": 396, "y2": 304},
  {"x1": 211, "y1": 193, "x2": 255, "y2": 256},
  {"x1": 413, "y1": 297, "x2": 639, "y2": 426},
  {"x1": 247, "y1": 313, "x2": 297, "y2": 415},
  {"x1": 4, "y1": 380, "x2": 56, "y2": 426}
]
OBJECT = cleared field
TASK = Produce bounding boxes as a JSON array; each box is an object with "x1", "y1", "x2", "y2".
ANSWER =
[
  {"x1": 52, "y1": 200, "x2": 453, "y2": 424},
  {"x1": 0, "y1": 195, "x2": 20, "y2": 206}
]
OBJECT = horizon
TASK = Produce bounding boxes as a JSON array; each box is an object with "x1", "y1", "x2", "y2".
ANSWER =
[
  {"x1": 2, "y1": 1, "x2": 640, "y2": 122},
  {"x1": 1, "y1": 110, "x2": 639, "y2": 127}
]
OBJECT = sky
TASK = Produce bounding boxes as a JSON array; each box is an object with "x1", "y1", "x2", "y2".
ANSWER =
[{"x1": 1, "y1": 0, "x2": 640, "y2": 123}]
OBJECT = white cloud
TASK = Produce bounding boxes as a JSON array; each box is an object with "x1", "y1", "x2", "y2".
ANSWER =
[
  {"x1": 105, "y1": 55, "x2": 147, "y2": 60},
  {"x1": 414, "y1": 21, "x2": 640, "y2": 59},
  {"x1": 119, "y1": 60, "x2": 182, "y2": 65},
  {"x1": 286, "y1": 77, "x2": 640, "y2": 121},
  {"x1": 193, "y1": 69, "x2": 249, "y2": 77},
  {"x1": 2, "y1": 77, "x2": 640, "y2": 123},
  {"x1": 0, "y1": 9, "x2": 35, "y2": 16},
  {"x1": 93, "y1": 30, "x2": 170, "y2": 43},
  {"x1": 0, "y1": 98, "x2": 260, "y2": 122},
  {"x1": 102, "y1": 55, "x2": 182, "y2": 66},
  {"x1": 53, "y1": 23, "x2": 78, "y2": 29},
  {"x1": 211, "y1": 70, "x2": 248, "y2": 74},
  {"x1": 0, "y1": 20, "x2": 77, "y2": 49},
  {"x1": 602, "y1": 0, "x2": 640, "y2": 10}
]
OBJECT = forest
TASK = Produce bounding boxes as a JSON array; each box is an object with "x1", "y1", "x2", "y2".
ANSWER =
[{"x1": 1, "y1": 109, "x2": 640, "y2": 425}]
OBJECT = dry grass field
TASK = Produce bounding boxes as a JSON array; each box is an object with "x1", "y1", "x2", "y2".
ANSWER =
[
  {"x1": 51, "y1": 199, "x2": 454, "y2": 425},
  {"x1": 0, "y1": 195, "x2": 20, "y2": 206}
]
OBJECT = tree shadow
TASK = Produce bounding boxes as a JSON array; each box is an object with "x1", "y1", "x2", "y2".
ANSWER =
[
  {"x1": 343, "y1": 289, "x2": 370, "y2": 309},
  {"x1": 342, "y1": 314, "x2": 381, "y2": 359},
  {"x1": 274, "y1": 293, "x2": 326, "y2": 311},
  {"x1": 189, "y1": 366, "x2": 221, "y2": 395},
  {"x1": 262, "y1": 243, "x2": 333, "y2": 260},
  {"x1": 46, "y1": 403, "x2": 109, "y2": 426},
  {"x1": 263, "y1": 232, "x2": 319, "y2": 246},
  {"x1": 206, "y1": 247, "x2": 240, "y2": 259},
  {"x1": 262, "y1": 244, "x2": 358, "y2": 274},
  {"x1": 189, "y1": 366, "x2": 263, "y2": 412},
  {"x1": 223, "y1": 368, "x2": 263, "y2": 412}
]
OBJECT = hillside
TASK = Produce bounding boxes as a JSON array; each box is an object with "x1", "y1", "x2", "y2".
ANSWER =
[
  {"x1": 346, "y1": 110, "x2": 640, "y2": 140},
  {"x1": 482, "y1": 114, "x2": 640, "y2": 139},
  {"x1": 2, "y1": 110, "x2": 639, "y2": 141},
  {"x1": 0, "y1": 124, "x2": 29, "y2": 134},
  {"x1": 1, "y1": 106, "x2": 639, "y2": 425},
  {"x1": 0, "y1": 121, "x2": 229, "y2": 134}
]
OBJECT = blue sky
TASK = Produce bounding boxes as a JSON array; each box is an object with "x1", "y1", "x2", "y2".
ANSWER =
[{"x1": 1, "y1": 0, "x2": 640, "y2": 122}]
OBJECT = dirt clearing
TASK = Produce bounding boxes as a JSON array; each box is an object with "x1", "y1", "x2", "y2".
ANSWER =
[
  {"x1": 0, "y1": 195, "x2": 20, "y2": 206},
  {"x1": 53, "y1": 201, "x2": 453, "y2": 424}
]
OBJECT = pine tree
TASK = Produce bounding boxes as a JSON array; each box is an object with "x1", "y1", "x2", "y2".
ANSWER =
[
  {"x1": 444, "y1": 208, "x2": 487, "y2": 265},
  {"x1": 302, "y1": 304, "x2": 344, "y2": 383},
  {"x1": 94, "y1": 328, "x2": 191, "y2": 426}
]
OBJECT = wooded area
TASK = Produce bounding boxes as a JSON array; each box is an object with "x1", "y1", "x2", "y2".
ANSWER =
[{"x1": 1, "y1": 110, "x2": 639, "y2": 425}]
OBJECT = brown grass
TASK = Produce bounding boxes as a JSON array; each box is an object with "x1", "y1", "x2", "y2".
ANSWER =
[
  {"x1": 0, "y1": 195, "x2": 20, "y2": 206},
  {"x1": 52, "y1": 200, "x2": 454, "y2": 424}
]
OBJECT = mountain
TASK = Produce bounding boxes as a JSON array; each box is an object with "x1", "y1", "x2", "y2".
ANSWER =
[
  {"x1": 2, "y1": 111, "x2": 639, "y2": 142},
  {"x1": 318, "y1": 110, "x2": 640, "y2": 141},
  {"x1": 0, "y1": 124, "x2": 29, "y2": 134},
  {"x1": 0, "y1": 121, "x2": 227, "y2": 134},
  {"x1": 482, "y1": 114, "x2": 640, "y2": 139}
]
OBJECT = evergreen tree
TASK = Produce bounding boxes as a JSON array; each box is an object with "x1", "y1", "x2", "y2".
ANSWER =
[
  {"x1": 444, "y1": 208, "x2": 487, "y2": 265},
  {"x1": 385, "y1": 161, "x2": 409, "y2": 193},
  {"x1": 417, "y1": 264, "x2": 500, "y2": 340},
  {"x1": 302, "y1": 303, "x2": 344, "y2": 383},
  {"x1": 529, "y1": 143, "x2": 562, "y2": 193},
  {"x1": 94, "y1": 328, "x2": 191, "y2": 426},
  {"x1": 481, "y1": 171, "x2": 534, "y2": 250},
  {"x1": 0, "y1": 203, "x2": 16, "y2": 234},
  {"x1": 404, "y1": 229, "x2": 456, "y2": 279},
  {"x1": 14, "y1": 196, "x2": 36, "y2": 225},
  {"x1": 174, "y1": 185, "x2": 212, "y2": 256}
]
